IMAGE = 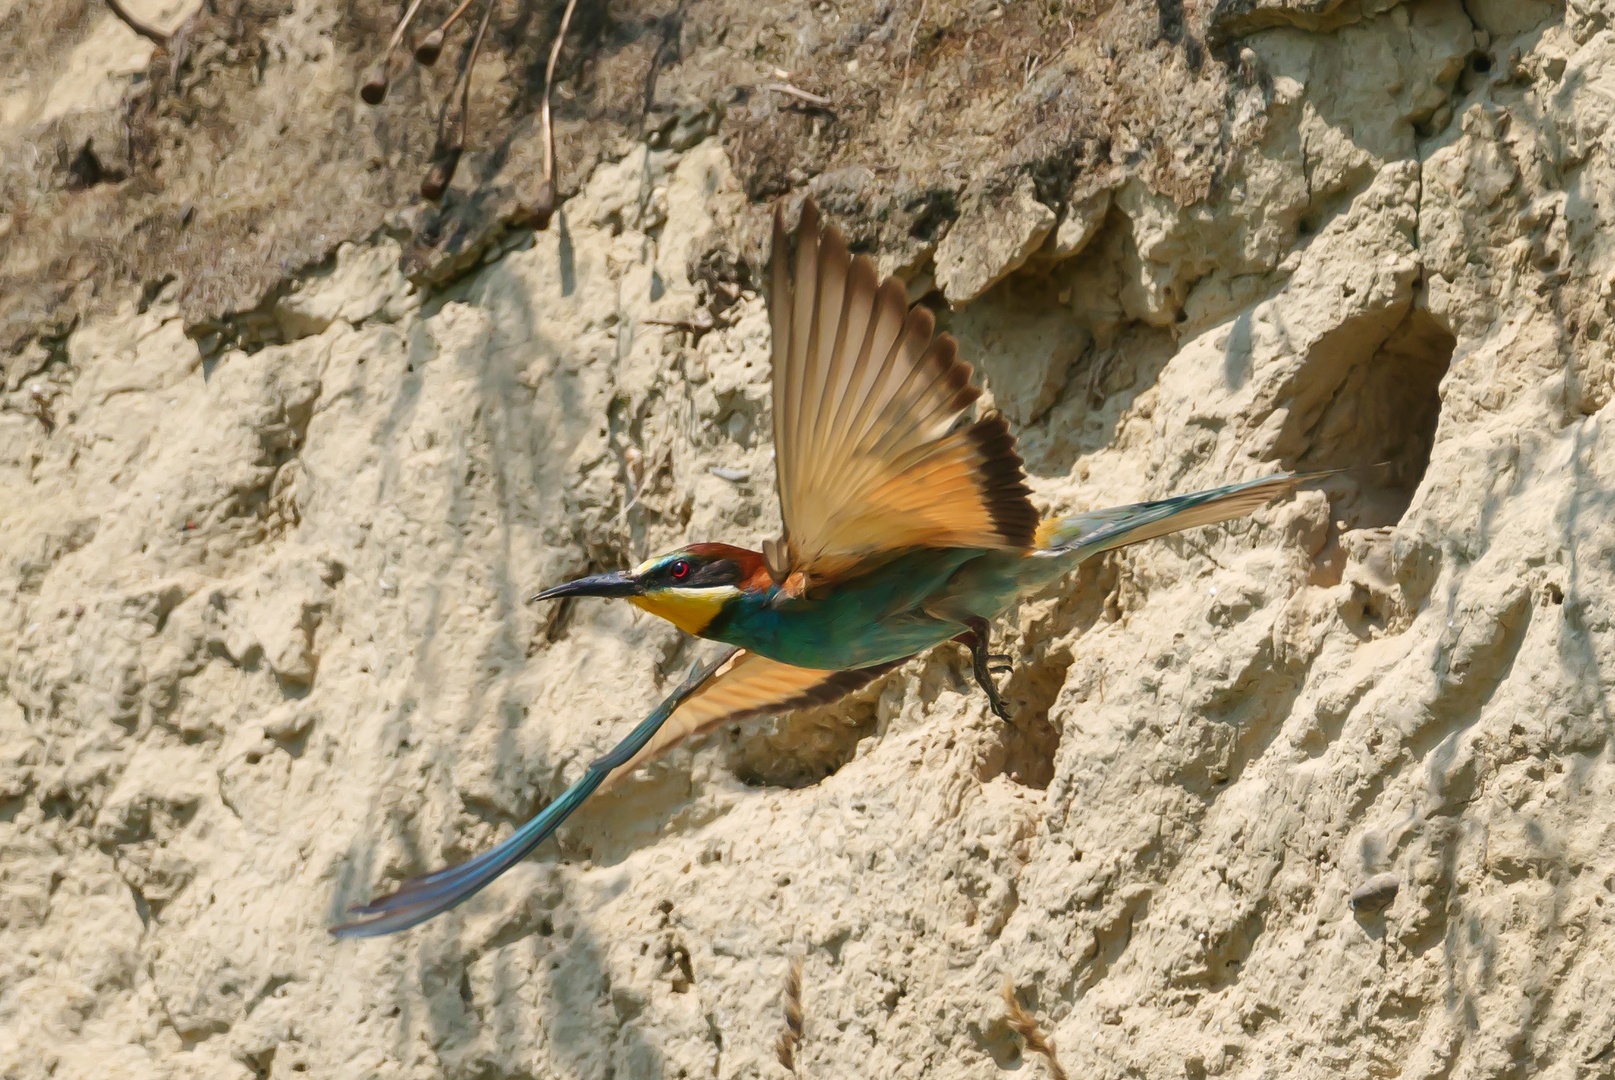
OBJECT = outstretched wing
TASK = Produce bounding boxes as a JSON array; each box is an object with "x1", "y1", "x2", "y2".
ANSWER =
[
  {"x1": 600, "y1": 649, "x2": 901, "y2": 787},
  {"x1": 330, "y1": 649, "x2": 899, "y2": 938},
  {"x1": 766, "y1": 197, "x2": 1038, "y2": 588}
]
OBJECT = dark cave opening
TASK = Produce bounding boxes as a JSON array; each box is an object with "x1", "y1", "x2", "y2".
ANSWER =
[{"x1": 1278, "y1": 305, "x2": 1456, "y2": 530}]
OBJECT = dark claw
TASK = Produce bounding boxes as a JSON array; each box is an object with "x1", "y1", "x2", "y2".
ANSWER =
[
  {"x1": 988, "y1": 664, "x2": 1014, "y2": 675},
  {"x1": 963, "y1": 616, "x2": 1015, "y2": 722}
]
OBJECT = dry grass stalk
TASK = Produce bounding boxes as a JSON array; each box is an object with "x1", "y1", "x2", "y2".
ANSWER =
[
  {"x1": 1002, "y1": 979, "x2": 1068, "y2": 1080},
  {"x1": 458, "y1": 7, "x2": 494, "y2": 137},
  {"x1": 775, "y1": 954, "x2": 805, "y2": 1072},
  {"x1": 529, "y1": 0, "x2": 580, "y2": 228}
]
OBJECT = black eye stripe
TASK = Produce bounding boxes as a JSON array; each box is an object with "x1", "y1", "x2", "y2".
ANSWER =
[
  {"x1": 687, "y1": 559, "x2": 739, "y2": 587},
  {"x1": 654, "y1": 556, "x2": 740, "y2": 587}
]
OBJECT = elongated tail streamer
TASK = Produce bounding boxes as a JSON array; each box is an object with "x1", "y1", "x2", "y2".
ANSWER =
[{"x1": 331, "y1": 647, "x2": 738, "y2": 938}]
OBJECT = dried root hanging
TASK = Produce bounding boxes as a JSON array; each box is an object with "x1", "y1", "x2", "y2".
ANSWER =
[{"x1": 356, "y1": 0, "x2": 580, "y2": 217}]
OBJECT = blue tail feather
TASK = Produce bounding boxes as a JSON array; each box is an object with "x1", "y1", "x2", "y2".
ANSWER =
[
  {"x1": 330, "y1": 647, "x2": 738, "y2": 939},
  {"x1": 1033, "y1": 472, "x2": 1305, "y2": 562}
]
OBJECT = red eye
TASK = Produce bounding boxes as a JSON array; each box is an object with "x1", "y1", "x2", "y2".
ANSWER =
[{"x1": 671, "y1": 559, "x2": 690, "y2": 580}]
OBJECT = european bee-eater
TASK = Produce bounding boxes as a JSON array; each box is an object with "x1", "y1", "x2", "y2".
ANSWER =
[{"x1": 333, "y1": 197, "x2": 1311, "y2": 937}]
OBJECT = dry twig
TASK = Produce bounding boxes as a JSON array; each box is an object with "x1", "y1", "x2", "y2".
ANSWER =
[
  {"x1": 106, "y1": 0, "x2": 172, "y2": 44},
  {"x1": 1002, "y1": 979, "x2": 1068, "y2": 1080},
  {"x1": 761, "y1": 81, "x2": 831, "y2": 107},
  {"x1": 1023, "y1": 53, "x2": 1041, "y2": 88},
  {"x1": 642, "y1": 309, "x2": 717, "y2": 339},
  {"x1": 346, "y1": 0, "x2": 591, "y2": 214},
  {"x1": 775, "y1": 955, "x2": 805, "y2": 1072}
]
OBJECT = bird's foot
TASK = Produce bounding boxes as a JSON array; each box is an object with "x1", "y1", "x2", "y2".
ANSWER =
[
  {"x1": 976, "y1": 672, "x2": 1013, "y2": 722},
  {"x1": 964, "y1": 619, "x2": 1014, "y2": 722}
]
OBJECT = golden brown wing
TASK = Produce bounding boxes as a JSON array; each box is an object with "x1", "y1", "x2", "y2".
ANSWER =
[
  {"x1": 766, "y1": 197, "x2": 1038, "y2": 587},
  {"x1": 601, "y1": 649, "x2": 900, "y2": 789}
]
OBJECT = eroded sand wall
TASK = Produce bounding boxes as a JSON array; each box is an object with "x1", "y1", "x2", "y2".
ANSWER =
[{"x1": 4, "y1": 1, "x2": 1615, "y2": 1077}]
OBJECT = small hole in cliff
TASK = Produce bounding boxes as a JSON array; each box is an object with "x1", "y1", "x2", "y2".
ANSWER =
[
  {"x1": 245, "y1": 1048, "x2": 275, "y2": 1080},
  {"x1": 66, "y1": 142, "x2": 119, "y2": 189},
  {"x1": 1471, "y1": 53, "x2": 1492, "y2": 73},
  {"x1": 1278, "y1": 306, "x2": 1455, "y2": 529}
]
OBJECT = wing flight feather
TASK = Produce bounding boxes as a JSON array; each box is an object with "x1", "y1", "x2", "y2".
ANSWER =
[
  {"x1": 767, "y1": 198, "x2": 1038, "y2": 586},
  {"x1": 600, "y1": 650, "x2": 900, "y2": 789}
]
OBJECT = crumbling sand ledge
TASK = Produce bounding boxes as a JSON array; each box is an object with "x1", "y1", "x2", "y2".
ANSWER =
[{"x1": 5, "y1": 1, "x2": 1615, "y2": 1078}]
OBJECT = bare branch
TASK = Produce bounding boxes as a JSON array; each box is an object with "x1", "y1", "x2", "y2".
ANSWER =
[{"x1": 106, "y1": 0, "x2": 171, "y2": 45}]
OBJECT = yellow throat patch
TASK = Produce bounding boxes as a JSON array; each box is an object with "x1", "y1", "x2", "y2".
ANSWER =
[{"x1": 629, "y1": 586, "x2": 738, "y2": 636}]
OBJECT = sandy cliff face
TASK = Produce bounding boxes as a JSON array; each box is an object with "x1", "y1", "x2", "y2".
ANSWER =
[{"x1": 4, "y1": 1, "x2": 1615, "y2": 1077}]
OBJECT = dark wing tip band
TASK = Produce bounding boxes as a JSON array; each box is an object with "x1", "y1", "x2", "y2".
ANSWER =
[{"x1": 965, "y1": 414, "x2": 1039, "y2": 549}]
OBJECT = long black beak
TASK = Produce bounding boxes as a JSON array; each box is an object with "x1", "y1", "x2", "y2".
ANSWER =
[{"x1": 528, "y1": 570, "x2": 641, "y2": 603}]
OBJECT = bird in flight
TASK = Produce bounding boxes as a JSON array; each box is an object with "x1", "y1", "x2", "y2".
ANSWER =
[{"x1": 333, "y1": 197, "x2": 1309, "y2": 937}]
